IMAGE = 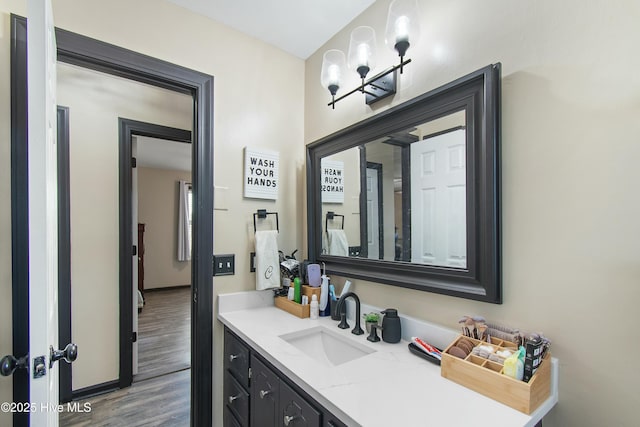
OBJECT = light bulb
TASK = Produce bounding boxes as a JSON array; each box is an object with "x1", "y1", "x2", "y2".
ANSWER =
[
  {"x1": 395, "y1": 16, "x2": 410, "y2": 43},
  {"x1": 348, "y1": 26, "x2": 377, "y2": 80},
  {"x1": 357, "y1": 43, "x2": 369, "y2": 67},
  {"x1": 328, "y1": 64, "x2": 340, "y2": 86}
]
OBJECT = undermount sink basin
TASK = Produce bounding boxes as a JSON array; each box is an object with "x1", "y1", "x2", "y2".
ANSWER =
[{"x1": 279, "y1": 326, "x2": 375, "y2": 367}]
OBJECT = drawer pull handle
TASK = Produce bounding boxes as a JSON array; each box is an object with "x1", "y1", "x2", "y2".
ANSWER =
[
  {"x1": 259, "y1": 389, "x2": 271, "y2": 399},
  {"x1": 284, "y1": 414, "x2": 297, "y2": 426},
  {"x1": 228, "y1": 395, "x2": 240, "y2": 404},
  {"x1": 229, "y1": 354, "x2": 239, "y2": 362}
]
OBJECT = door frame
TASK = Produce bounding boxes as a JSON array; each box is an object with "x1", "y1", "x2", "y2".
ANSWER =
[
  {"x1": 57, "y1": 106, "x2": 72, "y2": 404},
  {"x1": 10, "y1": 15, "x2": 215, "y2": 426},
  {"x1": 363, "y1": 161, "x2": 384, "y2": 260},
  {"x1": 118, "y1": 118, "x2": 192, "y2": 388},
  {"x1": 9, "y1": 15, "x2": 30, "y2": 427}
]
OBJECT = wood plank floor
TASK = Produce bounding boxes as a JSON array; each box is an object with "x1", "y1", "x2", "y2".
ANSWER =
[
  {"x1": 136, "y1": 287, "x2": 191, "y2": 381},
  {"x1": 60, "y1": 287, "x2": 191, "y2": 426},
  {"x1": 59, "y1": 369, "x2": 190, "y2": 427}
]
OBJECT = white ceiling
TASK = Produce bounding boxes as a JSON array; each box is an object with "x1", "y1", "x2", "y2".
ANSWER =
[{"x1": 166, "y1": 0, "x2": 376, "y2": 59}]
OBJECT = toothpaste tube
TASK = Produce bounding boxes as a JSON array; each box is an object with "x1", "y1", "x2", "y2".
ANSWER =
[{"x1": 412, "y1": 337, "x2": 442, "y2": 360}]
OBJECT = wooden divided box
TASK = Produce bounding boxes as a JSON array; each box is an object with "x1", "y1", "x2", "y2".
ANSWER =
[
  {"x1": 274, "y1": 296, "x2": 309, "y2": 318},
  {"x1": 441, "y1": 335, "x2": 551, "y2": 414}
]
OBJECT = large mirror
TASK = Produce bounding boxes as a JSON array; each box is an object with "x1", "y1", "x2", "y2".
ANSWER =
[{"x1": 307, "y1": 64, "x2": 502, "y2": 303}]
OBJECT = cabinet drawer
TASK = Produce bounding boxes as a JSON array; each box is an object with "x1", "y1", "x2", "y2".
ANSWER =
[
  {"x1": 250, "y1": 354, "x2": 280, "y2": 427},
  {"x1": 224, "y1": 405, "x2": 243, "y2": 427},
  {"x1": 279, "y1": 381, "x2": 321, "y2": 427},
  {"x1": 225, "y1": 329, "x2": 250, "y2": 388},
  {"x1": 225, "y1": 373, "x2": 250, "y2": 426}
]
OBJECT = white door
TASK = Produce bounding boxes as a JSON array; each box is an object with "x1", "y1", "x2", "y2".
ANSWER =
[
  {"x1": 366, "y1": 167, "x2": 380, "y2": 259},
  {"x1": 410, "y1": 129, "x2": 467, "y2": 268},
  {"x1": 27, "y1": 0, "x2": 60, "y2": 424}
]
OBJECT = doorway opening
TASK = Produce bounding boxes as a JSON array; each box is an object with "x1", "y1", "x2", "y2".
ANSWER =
[{"x1": 10, "y1": 15, "x2": 214, "y2": 426}]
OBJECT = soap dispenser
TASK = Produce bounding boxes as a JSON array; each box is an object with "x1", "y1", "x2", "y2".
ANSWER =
[{"x1": 381, "y1": 309, "x2": 402, "y2": 343}]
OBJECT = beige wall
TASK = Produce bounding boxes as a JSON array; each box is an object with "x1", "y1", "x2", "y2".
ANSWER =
[
  {"x1": 305, "y1": 1, "x2": 640, "y2": 426},
  {"x1": 50, "y1": 0, "x2": 304, "y2": 423},
  {"x1": 138, "y1": 167, "x2": 192, "y2": 289},
  {"x1": 58, "y1": 62, "x2": 193, "y2": 390},
  {"x1": 1, "y1": 1, "x2": 303, "y2": 422}
]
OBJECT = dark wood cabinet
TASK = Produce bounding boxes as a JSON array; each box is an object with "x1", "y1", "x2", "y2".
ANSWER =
[
  {"x1": 225, "y1": 329, "x2": 250, "y2": 389},
  {"x1": 250, "y1": 354, "x2": 280, "y2": 427},
  {"x1": 323, "y1": 416, "x2": 348, "y2": 427},
  {"x1": 280, "y1": 381, "x2": 321, "y2": 427},
  {"x1": 223, "y1": 327, "x2": 347, "y2": 427},
  {"x1": 225, "y1": 373, "x2": 250, "y2": 426}
]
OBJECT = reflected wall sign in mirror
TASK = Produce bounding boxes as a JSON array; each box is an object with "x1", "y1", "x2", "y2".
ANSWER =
[{"x1": 307, "y1": 64, "x2": 501, "y2": 303}]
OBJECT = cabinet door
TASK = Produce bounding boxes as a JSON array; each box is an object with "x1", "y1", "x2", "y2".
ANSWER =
[
  {"x1": 279, "y1": 382, "x2": 321, "y2": 427},
  {"x1": 250, "y1": 354, "x2": 280, "y2": 427},
  {"x1": 225, "y1": 329, "x2": 250, "y2": 388},
  {"x1": 225, "y1": 372, "x2": 250, "y2": 426}
]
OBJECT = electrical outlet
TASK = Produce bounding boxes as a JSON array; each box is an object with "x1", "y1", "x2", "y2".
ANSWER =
[{"x1": 213, "y1": 254, "x2": 235, "y2": 276}]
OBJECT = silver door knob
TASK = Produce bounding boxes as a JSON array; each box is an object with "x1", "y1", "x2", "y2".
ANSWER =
[
  {"x1": 229, "y1": 354, "x2": 239, "y2": 362},
  {"x1": 49, "y1": 343, "x2": 78, "y2": 368},
  {"x1": 228, "y1": 395, "x2": 240, "y2": 404},
  {"x1": 284, "y1": 414, "x2": 297, "y2": 426},
  {"x1": 259, "y1": 389, "x2": 271, "y2": 399},
  {"x1": 0, "y1": 354, "x2": 28, "y2": 377}
]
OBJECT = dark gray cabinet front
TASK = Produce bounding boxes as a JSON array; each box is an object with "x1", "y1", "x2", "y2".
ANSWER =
[
  {"x1": 224, "y1": 326, "x2": 345, "y2": 427},
  {"x1": 280, "y1": 381, "x2": 321, "y2": 427},
  {"x1": 324, "y1": 416, "x2": 348, "y2": 427},
  {"x1": 225, "y1": 329, "x2": 250, "y2": 388},
  {"x1": 250, "y1": 354, "x2": 280, "y2": 426},
  {"x1": 225, "y1": 373, "x2": 250, "y2": 426}
]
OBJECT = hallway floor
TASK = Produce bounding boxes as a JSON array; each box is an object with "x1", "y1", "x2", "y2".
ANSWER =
[{"x1": 60, "y1": 287, "x2": 191, "y2": 426}]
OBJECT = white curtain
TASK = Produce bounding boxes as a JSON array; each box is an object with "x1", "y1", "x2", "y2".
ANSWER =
[{"x1": 178, "y1": 180, "x2": 191, "y2": 261}]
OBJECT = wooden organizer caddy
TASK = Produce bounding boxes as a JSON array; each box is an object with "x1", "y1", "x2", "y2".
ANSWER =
[
  {"x1": 441, "y1": 335, "x2": 551, "y2": 414},
  {"x1": 274, "y1": 285, "x2": 322, "y2": 319}
]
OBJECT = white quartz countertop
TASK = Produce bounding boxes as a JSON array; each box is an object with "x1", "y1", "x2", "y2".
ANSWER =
[{"x1": 218, "y1": 291, "x2": 558, "y2": 427}]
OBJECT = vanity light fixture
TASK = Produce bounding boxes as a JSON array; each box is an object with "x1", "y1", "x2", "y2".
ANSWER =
[{"x1": 321, "y1": 0, "x2": 420, "y2": 109}]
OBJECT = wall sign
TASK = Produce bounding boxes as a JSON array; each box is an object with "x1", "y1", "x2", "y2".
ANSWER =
[
  {"x1": 321, "y1": 159, "x2": 344, "y2": 203},
  {"x1": 244, "y1": 147, "x2": 279, "y2": 200}
]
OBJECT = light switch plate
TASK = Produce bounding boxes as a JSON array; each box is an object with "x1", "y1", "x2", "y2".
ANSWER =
[
  {"x1": 213, "y1": 254, "x2": 235, "y2": 276},
  {"x1": 214, "y1": 186, "x2": 228, "y2": 211}
]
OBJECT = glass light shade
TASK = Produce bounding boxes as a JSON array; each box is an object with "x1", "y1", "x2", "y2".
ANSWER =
[
  {"x1": 347, "y1": 26, "x2": 377, "y2": 80},
  {"x1": 385, "y1": 0, "x2": 421, "y2": 58},
  {"x1": 320, "y1": 49, "x2": 346, "y2": 96}
]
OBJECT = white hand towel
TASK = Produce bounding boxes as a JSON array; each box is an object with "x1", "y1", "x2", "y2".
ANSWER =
[
  {"x1": 255, "y1": 230, "x2": 281, "y2": 290},
  {"x1": 326, "y1": 229, "x2": 348, "y2": 256}
]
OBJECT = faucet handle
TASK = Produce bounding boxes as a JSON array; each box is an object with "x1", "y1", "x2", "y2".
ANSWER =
[
  {"x1": 367, "y1": 323, "x2": 380, "y2": 342},
  {"x1": 352, "y1": 320, "x2": 364, "y2": 336},
  {"x1": 338, "y1": 312, "x2": 350, "y2": 330}
]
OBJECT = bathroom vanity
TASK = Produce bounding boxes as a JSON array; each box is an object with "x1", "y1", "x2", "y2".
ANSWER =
[{"x1": 218, "y1": 291, "x2": 558, "y2": 427}]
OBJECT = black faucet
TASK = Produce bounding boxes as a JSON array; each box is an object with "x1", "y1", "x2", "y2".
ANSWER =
[{"x1": 335, "y1": 292, "x2": 364, "y2": 335}]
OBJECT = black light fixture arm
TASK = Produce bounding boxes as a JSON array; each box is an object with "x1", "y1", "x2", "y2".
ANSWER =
[{"x1": 328, "y1": 59, "x2": 412, "y2": 108}]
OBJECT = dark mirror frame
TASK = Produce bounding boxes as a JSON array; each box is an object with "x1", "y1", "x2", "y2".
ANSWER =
[{"x1": 306, "y1": 63, "x2": 502, "y2": 303}]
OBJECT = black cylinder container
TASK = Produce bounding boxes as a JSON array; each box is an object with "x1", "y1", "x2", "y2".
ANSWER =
[{"x1": 381, "y1": 308, "x2": 402, "y2": 343}]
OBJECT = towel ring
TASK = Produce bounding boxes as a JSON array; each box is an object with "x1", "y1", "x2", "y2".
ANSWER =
[
  {"x1": 253, "y1": 209, "x2": 279, "y2": 233},
  {"x1": 325, "y1": 211, "x2": 344, "y2": 231}
]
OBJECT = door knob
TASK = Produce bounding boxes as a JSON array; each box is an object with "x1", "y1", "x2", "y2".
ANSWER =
[
  {"x1": 0, "y1": 354, "x2": 28, "y2": 377},
  {"x1": 259, "y1": 389, "x2": 271, "y2": 399},
  {"x1": 284, "y1": 414, "x2": 298, "y2": 426},
  {"x1": 49, "y1": 343, "x2": 78, "y2": 368}
]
